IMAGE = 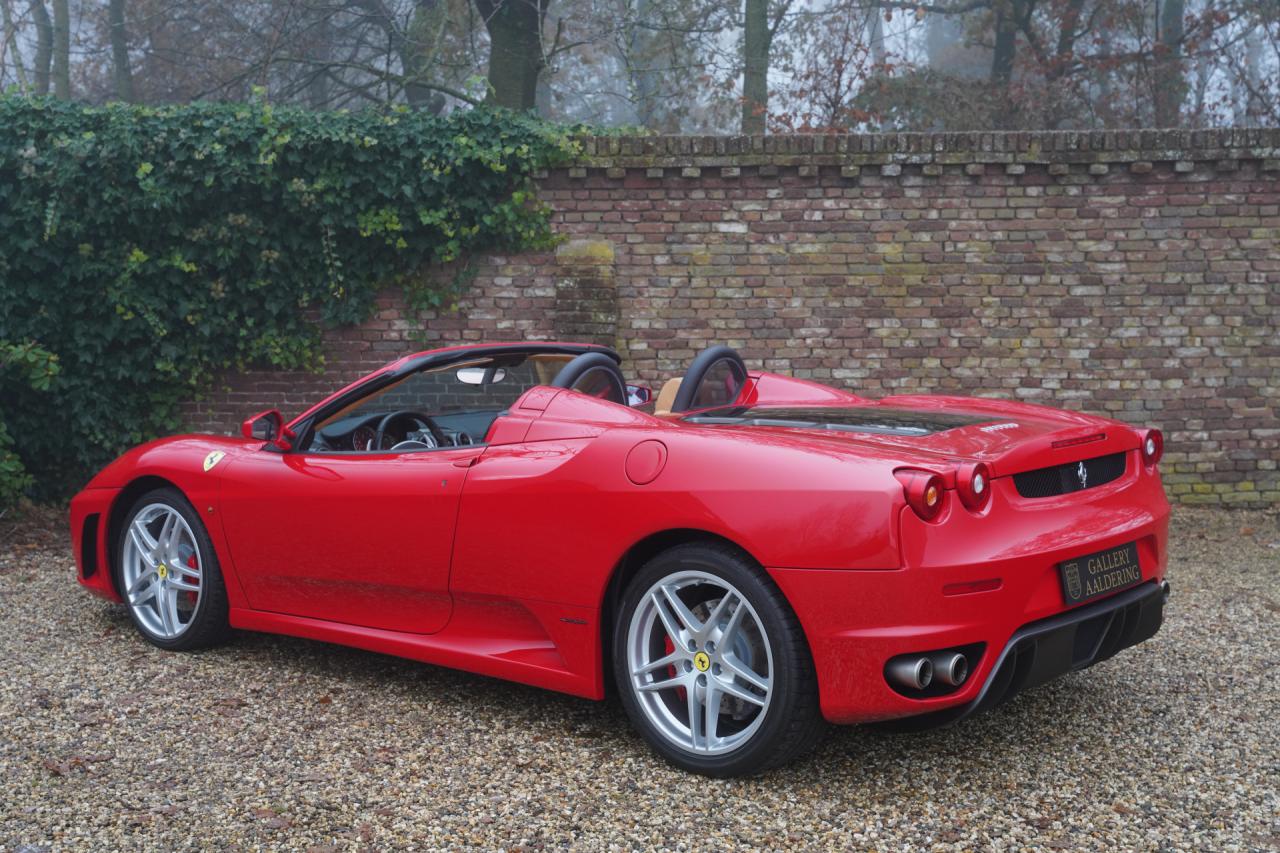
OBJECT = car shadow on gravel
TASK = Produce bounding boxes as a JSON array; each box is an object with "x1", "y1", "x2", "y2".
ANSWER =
[{"x1": 86, "y1": 589, "x2": 1159, "y2": 788}]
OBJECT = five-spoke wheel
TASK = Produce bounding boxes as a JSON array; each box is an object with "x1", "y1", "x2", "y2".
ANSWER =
[
  {"x1": 122, "y1": 503, "x2": 204, "y2": 639},
  {"x1": 614, "y1": 542, "x2": 824, "y2": 776},
  {"x1": 117, "y1": 487, "x2": 230, "y2": 650},
  {"x1": 627, "y1": 570, "x2": 774, "y2": 755}
]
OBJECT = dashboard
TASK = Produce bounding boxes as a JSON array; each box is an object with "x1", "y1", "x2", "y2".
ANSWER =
[{"x1": 312, "y1": 412, "x2": 476, "y2": 452}]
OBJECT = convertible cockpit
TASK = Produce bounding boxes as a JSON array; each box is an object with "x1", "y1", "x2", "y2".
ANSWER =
[
  {"x1": 288, "y1": 341, "x2": 753, "y2": 455},
  {"x1": 299, "y1": 346, "x2": 631, "y2": 454}
]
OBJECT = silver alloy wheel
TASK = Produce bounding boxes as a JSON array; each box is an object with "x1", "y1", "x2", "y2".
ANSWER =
[
  {"x1": 626, "y1": 570, "x2": 774, "y2": 756},
  {"x1": 121, "y1": 503, "x2": 203, "y2": 640}
]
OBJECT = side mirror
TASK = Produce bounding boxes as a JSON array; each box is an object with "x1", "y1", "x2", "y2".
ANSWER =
[
  {"x1": 241, "y1": 409, "x2": 294, "y2": 450},
  {"x1": 627, "y1": 384, "x2": 654, "y2": 408}
]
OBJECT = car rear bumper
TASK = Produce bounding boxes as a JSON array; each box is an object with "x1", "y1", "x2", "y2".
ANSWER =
[
  {"x1": 768, "y1": 468, "x2": 1170, "y2": 725},
  {"x1": 894, "y1": 578, "x2": 1167, "y2": 729}
]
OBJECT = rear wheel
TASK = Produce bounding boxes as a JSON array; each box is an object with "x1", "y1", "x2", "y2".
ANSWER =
[
  {"x1": 613, "y1": 542, "x2": 825, "y2": 776},
  {"x1": 116, "y1": 487, "x2": 230, "y2": 650}
]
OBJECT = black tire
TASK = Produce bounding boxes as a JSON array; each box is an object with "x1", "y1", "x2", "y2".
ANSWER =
[
  {"x1": 115, "y1": 486, "x2": 231, "y2": 651},
  {"x1": 612, "y1": 541, "x2": 826, "y2": 776}
]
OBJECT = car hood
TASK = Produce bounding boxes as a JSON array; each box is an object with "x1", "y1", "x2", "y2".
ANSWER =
[{"x1": 678, "y1": 396, "x2": 1141, "y2": 477}]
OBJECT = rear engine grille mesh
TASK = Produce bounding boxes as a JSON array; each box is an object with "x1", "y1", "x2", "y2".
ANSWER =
[{"x1": 1013, "y1": 452, "x2": 1127, "y2": 498}]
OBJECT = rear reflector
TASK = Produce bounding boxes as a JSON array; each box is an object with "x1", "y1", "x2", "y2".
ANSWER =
[{"x1": 943, "y1": 578, "x2": 1003, "y2": 596}]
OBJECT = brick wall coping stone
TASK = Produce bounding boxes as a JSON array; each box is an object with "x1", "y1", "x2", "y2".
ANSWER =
[{"x1": 565, "y1": 129, "x2": 1280, "y2": 170}]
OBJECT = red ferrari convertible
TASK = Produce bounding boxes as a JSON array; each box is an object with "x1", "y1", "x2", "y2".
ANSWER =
[{"x1": 70, "y1": 342, "x2": 1170, "y2": 776}]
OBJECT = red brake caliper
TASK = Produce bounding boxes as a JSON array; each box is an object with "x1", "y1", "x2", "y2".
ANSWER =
[
  {"x1": 664, "y1": 635, "x2": 686, "y2": 701},
  {"x1": 183, "y1": 552, "x2": 200, "y2": 605}
]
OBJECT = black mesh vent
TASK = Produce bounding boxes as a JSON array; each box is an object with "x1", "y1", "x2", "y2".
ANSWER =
[
  {"x1": 1013, "y1": 452, "x2": 1127, "y2": 498},
  {"x1": 80, "y1": 513, "x2": 100, "y2": 578}
]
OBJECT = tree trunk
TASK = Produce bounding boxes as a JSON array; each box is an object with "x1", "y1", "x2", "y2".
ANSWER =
[
  {"x1": 307, "y1": 12, "x2": 331, "y2": 109},
  {"x1": 625, "y1": 0, "x2": 665, "y2": 128},
  {"x1": 990, "y1": 0, "x2": 1017, "y2": 86},
  {"x1": 474, "y1": 0, "x2": 546, "y2": 111},
  {"x1": 989, "y1": 0, "x2": 1018, "y2": 127},
  {"x1": 107, "y1": 0, "x2": 135, "y2": 102},
  {"x1": 30, "y1": 0, "x2": 52, "y2": 95},
  {"x1": 534, "y1": 60, "x2": 552, "y2": 116},
  {"x1": 2, "y1": 0, "x2": 32, "y2": 91},
  {"x1": 1153, "y1": 0, "x2": 1186, "y2": 127},
  {"x1": 867, "y1": 2, "x2": 886, "y2": 69},
  {"x1": 400, "y1": 0, "x2": 446, "y2": 112},
  {"x1": 51, "y1": 0, "x2": 68, "y2": 98},
  {"x1": 741, "y1": 0, "x2": 768, "y2": 133},
  {"x1": 1240, "y1": 26, "x2": 1264, "y2": 126}
]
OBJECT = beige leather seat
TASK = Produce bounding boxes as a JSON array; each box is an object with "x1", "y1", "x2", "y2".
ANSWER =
[{"x1": 654, "y1": 378, "x2": 682, "y2": 416}]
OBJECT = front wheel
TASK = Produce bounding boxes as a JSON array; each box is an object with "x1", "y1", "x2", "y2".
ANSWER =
[
  {"x1": 613, "y1": 542, "x2": 825, "y2": 776},
  {"x1": 116, "y1": 487, "x2": 231, "y2": 651}
]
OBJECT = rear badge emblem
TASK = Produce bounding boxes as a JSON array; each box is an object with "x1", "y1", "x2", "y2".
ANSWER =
[
  {"x1": 203, "y1": 451, "x2": 226, "y2": 472},
  {"x1": 1077, "y1": 461, "x2": 1088, "y2": 489},
  {"x1": 1063, "y1": 561, "x2": 1082, "y2": 600}
]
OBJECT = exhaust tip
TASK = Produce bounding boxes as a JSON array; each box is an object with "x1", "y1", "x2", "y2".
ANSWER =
[
  {"x1": 887, "y1": 656, "x2": 933, "y2": 691},
  {"x1": 1161, "y1": 580, "x2": 1170, "y2": 603},
  {"x1": 931, "y1": 652, "x2": 969, "y2": 687}
]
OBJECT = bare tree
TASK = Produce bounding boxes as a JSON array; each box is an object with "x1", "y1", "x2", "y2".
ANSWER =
[
  {"x1": 0, "y1": 0, "x2": 1274, "y2": 135},
  {"x1": 472, "y1": 0, "x2": 549, "y2": 109},
  {"x1": 741, "y1": 0, "x2": 792, "y2": 132},
  {"x1": 1155, "y1": 0, "x2": 1187, "y2": 125},
  {"x1": 1, "y1": 0, "x2": 32, "y2": 91},
  {"x1": 51, "y1": 0, "x2": 68, "y2": 96},
  {"x1": 107, "y1": 0, "x2": 135, "y2": 101},
  {"x1": 30, "y1": 0, "x2": 52, "y2": 94},
  {"x1": 741, "y1": 0, "x2": 767, "y2": 131}
]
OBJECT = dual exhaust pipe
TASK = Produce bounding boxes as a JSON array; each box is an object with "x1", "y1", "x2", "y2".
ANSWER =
[{"x1": 886, "y1": 651, "x2": 969, "y2": 692}]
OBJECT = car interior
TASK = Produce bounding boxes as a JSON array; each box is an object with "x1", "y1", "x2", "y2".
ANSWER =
[{"x1": 303, "y1": 345, "x2": 748, "y2": 454}]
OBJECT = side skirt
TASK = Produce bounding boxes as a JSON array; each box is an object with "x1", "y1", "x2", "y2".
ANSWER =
[{"x1": 229, "y1": 595, "x2": 604, "y2": 700}]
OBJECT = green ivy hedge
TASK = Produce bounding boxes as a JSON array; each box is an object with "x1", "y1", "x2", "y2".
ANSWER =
[{"x1": 0, "y1": 98, "x2": 578, "y2": 502}]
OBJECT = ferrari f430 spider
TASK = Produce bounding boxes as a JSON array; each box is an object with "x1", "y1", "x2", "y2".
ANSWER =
[{"x1": 71, "y1": 342, "x2": 1169, "y2": 775}]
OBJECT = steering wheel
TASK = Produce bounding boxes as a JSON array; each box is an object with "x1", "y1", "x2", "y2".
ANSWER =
[
  {"x1": 550, "y1": 351, "x2": 627, "y2": 405},
  {"x1": 374, "y1": 410, "x2": 447, "y2": 451}
]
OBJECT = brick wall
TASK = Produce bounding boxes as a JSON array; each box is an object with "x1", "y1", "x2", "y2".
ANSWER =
[{"x1": 182, "y1": 129, "x2": 1280, "y2": 507}]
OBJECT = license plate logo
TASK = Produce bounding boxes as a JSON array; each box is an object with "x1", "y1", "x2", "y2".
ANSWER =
[{"x1": 1058, "y1": 541, "x2": 1142, "y2": 606}]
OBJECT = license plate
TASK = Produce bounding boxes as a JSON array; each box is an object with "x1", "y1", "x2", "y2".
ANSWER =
[{"x1": 1058, "y1": 542, "x2": 1142, "y2": 607}]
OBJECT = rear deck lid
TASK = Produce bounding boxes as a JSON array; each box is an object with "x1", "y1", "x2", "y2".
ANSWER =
[{"x1": 682, "y1": 399, "x2": 1139, "y2": 477}]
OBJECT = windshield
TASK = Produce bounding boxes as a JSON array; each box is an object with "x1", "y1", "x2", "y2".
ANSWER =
[{"x1": 305, "y1": 353, "x2": 575, "y2": 452}]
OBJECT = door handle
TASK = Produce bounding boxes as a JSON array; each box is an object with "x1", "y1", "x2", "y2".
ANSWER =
[{"x1": 452, "y1": 455, "x2": 481, "y2": 468}]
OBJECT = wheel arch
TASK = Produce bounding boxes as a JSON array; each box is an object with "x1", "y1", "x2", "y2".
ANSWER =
[{"x1": 104, "y1": 475, "x2": 184, "y2": 597}]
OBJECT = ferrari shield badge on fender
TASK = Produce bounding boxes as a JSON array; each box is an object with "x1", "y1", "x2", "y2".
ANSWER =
[{"x1": 202, "y1": 451, "x2": 226, "y2": 472}]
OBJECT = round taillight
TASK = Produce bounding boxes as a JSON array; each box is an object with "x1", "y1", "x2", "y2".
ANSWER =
[
  {"x1": 1140, "y1": 429, "x2": 1164, "y2": 466},
  {"x1": 895, "y1": 469, "x2": 946, "y2": 522},
  {"x1": 957, "y1": 462, "x2": 992, "y2": 511}
]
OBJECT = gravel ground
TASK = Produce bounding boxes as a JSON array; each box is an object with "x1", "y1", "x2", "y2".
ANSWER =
[{"x1": 1, "y1": 505, "x2": 1277, "y2": 852}]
